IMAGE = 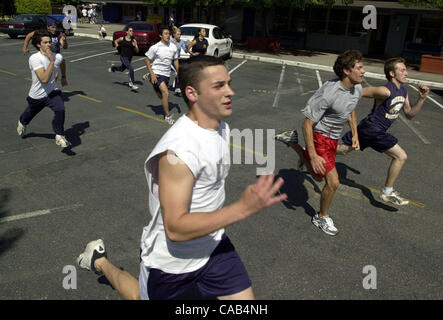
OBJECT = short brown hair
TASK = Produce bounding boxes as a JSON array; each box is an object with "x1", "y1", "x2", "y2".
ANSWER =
[
  {"x1": 32, "y1": 30, "x2": 51, "y2": 50},
  {"x1": 178, "y1": 56, "x2": 225, "y2": 105},
  {"x1": 333, "y1": 50, "x2": 363, "y2": 80},
  {"x1": 384, "y1": 57, "x2": 405, "y2": 81}
]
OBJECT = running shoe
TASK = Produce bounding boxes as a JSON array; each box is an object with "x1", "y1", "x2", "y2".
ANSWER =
[
  {"x1": 380, "y1": 190, "x2": 409, "y2": 206},
  {"x1": 108, "y1": 64, "x2": 114, "y2": 73},
  {"x1": 165, "y1": 114, "x2": 175, "y2": 125},
  {"x1": 312, "y1": 214, "x2": 338, "y2": 236},
  {"x1": 142, "y1": 73, "x2": 149, "y2": 81},
  {"x1": 129, "y1": 83, "x2": 139, "y2": 90},
  {"x1": 55, "y1": 135, "x2": 71, "y2": 148},
  {"x1": 76, "y1": 239, "x2": 107, "y2": 275},
  {"x1": 17, "y1": 120, "x2": 26, "y2": 137},
  {"x1": 174, "y1": 88, "x2": 181, "y2": 94},
  {"x1": 275, "y1": 130, "x2": 298, "y2": 146}
]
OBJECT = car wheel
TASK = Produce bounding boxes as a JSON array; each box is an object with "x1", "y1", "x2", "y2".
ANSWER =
[
  {"x1": 8, "y1": 33, "x2": 18, "y2": 39},
  {"x1": 213, "y1": 49, "x2": 218, "y2": 58}
]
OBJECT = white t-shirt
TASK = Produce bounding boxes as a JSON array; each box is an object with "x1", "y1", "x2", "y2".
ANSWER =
[
  {"x1": 145, "y1": 41, "x2": 178, "y2": 77},
  {"x1": 28, "y1": 51, "x2": 63, "y2": 100},
  {"x1": 140, "y1": 114, "x2": 230, "y2": 274}
]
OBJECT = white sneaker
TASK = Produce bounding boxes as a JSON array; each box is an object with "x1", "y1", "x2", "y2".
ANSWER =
[
  {"x1": 76, "y1": 239, "x2": 107, "y2": 275},
  {"x1": 129, "y1": 84, "x2": 139, "y2": 90},
  {"x1": 17, "y1": 120, "x2": 26, "y2": 137},
  {"x1": 55, "y1": 135, "x2": 71, "y2": 148},
  {"x1": 174, "y1": 88, "x2": 181, "y2": 94},
  {"x1": 142, "y1": 73, "x2": 149, "y2": 81},
  {"x1": 108, "y1": 64, "x2": 114, "y2": 73},
  {"x1": 165, "y1": 114, "x2": 175, "y2": 125},
  {"x1": 380, "y1": 190, "x2": 409, "y2": 206},
  {"x1": 312, "y1": 214, "x2": 338, "y2": 236}
]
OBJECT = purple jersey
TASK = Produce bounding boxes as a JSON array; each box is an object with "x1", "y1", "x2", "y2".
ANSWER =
[{"x1": 360, "y1": 81, "x2": 407, "y2": 132}]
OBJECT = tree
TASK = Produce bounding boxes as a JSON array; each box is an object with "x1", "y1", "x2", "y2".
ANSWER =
[
  {"x1": 15, "y1": 0, "x2": 52, "y2": 14},
  {"x1": 0, "y1": 0, "x2": 16, "y2": 17},
  {"x1": 398, "y1": 0, "x2": 443, "y2": 8}
]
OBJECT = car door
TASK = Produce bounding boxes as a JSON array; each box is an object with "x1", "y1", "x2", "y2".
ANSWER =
[{"x1": 212, "y1": 27, "x2": 226, "y2": 56}]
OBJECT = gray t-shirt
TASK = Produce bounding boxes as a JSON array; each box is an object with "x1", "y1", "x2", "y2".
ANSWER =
[{"x1": 302, "y1": 79, "x2": 362, "y2": 140}]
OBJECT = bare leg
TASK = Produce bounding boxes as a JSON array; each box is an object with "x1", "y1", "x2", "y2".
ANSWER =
[
  {"x1": 287, "y1": 142, "x2": 322, "y2": 181},
  {"x1": 319, "y1": 168, "x2": 340, "y2": 218},
  {"x1": 383, "y1": 144, "x2": 407, "y2": 188},
  {"x1": 94, "y1": 257, "x2": 140, "y2": 300},
  {"x1": 158, "y1": 82, "x2": 170, "y2": 117},
  {"x1": 217, "y1": 287, "x2": 255, "y2": 300},
  {"x1": 336, "y1": 144, "x2": 354, "y2": 155}
]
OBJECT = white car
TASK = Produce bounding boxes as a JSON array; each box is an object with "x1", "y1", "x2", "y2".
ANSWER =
[{"x1": 178, "y1": 23, "x2": 233, "y2": 59}]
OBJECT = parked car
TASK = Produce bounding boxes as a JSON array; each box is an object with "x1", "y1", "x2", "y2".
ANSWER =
[
  {"x1": 0, "y1": 14, "x2": 72, "y2": 39},
  {"x1": 112, "y1": 21, "x2": 160, "y2": 54},
  {"x1": 178, "y1": 23, "x2": 233, "y2": 59}
]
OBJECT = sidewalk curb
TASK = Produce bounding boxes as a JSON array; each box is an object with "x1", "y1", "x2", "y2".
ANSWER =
[
  {"x1": 73, "y1": 32, "x2": 443, "y2": 89},
  {"x1": 233, "y1": 53, "x2": 443, "y2": 89}
]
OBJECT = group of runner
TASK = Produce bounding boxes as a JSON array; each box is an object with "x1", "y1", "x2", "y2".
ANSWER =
[{"x1": 13, "y1": 22, "x2": 431, "y2": 300}]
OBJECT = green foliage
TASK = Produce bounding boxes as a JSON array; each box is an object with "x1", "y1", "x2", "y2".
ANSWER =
[
  {"x1": 50, "y1": 0, "x2": 83, "y2": 6},
  {"x1": 398, "y1": 0, "x2": 443, "y2": 8},
  {"x1": 15, "y1": 0, "x2": 52, "y2": 14}
]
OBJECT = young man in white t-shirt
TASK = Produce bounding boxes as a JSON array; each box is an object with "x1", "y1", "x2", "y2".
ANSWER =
[
  {"x1": 144, "y1": 27, "x2": 179, "y2": 125},
  {"x1": 17, "y1": 30, "x2": 71, "y2": 148},
  {"x1": 76, "y1": 56, "x2": 287, "y2": 300}
]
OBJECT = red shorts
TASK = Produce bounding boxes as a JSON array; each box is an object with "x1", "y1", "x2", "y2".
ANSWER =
[{"x1": 303, "y1": 132, "x2": 338, "y2": 178}]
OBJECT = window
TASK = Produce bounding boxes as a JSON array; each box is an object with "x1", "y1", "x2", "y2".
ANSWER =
[
  {"x1": 271, "y1": 6, "x2": 290, "y2": 33},
  {"x1": 405, "y1": 15, "x2": 417, "y2": 42},
  {"x1": 416, "y1": 13, "x2": 441, "y2": 44},
  {"x1": 180, "y1": 27, "x2": 209, "y2": 38},
  {"x1": 308, "y1": 7, "x2": 328, "y2": 33},
  {"x1": 213, "y1": 28, "x2": 222, "y2": 39},
  {"x1": 328, "y1": 8, "x2": 347, "y2": 35},
  {"x1": 125, "y1": 23, "x2": 153, "y2": 32},
  {"x1": 291, "y1": 9, "x2": 307, "y2": 33}
]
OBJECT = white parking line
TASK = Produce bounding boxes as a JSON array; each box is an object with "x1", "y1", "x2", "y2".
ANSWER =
[
  {"x1": 0, "y1": 204, "x2": 83, "y2": 224},
  {"x1": 70, "y1": 50, "x2": 115, "y2": 62},
  {"x1": 68, "y1": 41, "x2": 107, "y2": 48},
  {"x1": 0, "y1": 42, "x2": 24, "y2": 47},
  {"x1": 272, "y1": 64, "x2": 286, "y2": 108},
  {"x1": 228, "y1": 59, "x2": 247, "y2": 75},
  {"x1": 315, "y1": 70, "x2": 322, "y2": 88},
  {"x1": 408, "y1": 84, "x2": 443, "y2": 110}
]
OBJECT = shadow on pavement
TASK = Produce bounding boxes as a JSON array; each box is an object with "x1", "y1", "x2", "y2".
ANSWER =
[
  {"x1": 335, "y1": 162, "x2": 398, "y2": 212},
  {"x1": 0, "y1": 189, "x2": 25, "y2": 259},
  {"x1": 276, "y1": 168, "x2": 320, "y2": 218},
  {"x1": 147, "y1": 103, "x2": 181, "y2": 116}
]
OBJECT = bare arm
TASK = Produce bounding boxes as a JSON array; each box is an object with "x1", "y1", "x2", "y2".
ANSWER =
[
  {"x1": 302, "y1": 118, "x2": 326, "y2": 175},
  {"x1": 23, "y1": 31, "x2": 35, "y2": 54},
  {"x1": 132, "y1": 39, "x2": 139, "y2": 53},
  {"x1": 361, "y1": 86, "x2": 391, "y2": 100},
  {"x1": 145, "y1": 57, "x2": 157, "y2": 83},
  {"x1": 158, "y1": 152, "x2": 286, "y2": 242},
  {"x1": 403, "y1": 85, "x2": 429, "y2": 120},
  {"x1": 173, "y1": 59, "x2": 179, "y2": 74},
  {"x1": 114, "y1": 37, "x2": 123, "y2": 47},
  {"x1": 347, "y1": 110, "x2": 360, "y2": 150},
  {"x1": 60, "y1": 32, "x2": 68, "y2": 49}
]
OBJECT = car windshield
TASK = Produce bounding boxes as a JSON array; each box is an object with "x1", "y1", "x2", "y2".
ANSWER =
[
  {"x1": 124, "y1": 23, "x2": 153, "y2": 32},
  {"x1": 180, "y1": 27, "x2": 209, "y2": 38},
  {"x1": 12, "y1": 15, "x2": 37, "y2": 22}
]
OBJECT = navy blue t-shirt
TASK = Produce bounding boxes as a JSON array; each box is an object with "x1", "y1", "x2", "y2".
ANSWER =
[
  {"x1": 360, "y1": 81, "x2": 407, "y2": 132},
  {"x1": 50, "y1": 31, "x2": 63, "y2": 53}
]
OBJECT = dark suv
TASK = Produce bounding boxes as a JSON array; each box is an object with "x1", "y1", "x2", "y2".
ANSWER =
[{"x1": 0, "y1": 14, "x2": 72, "y2": 38}]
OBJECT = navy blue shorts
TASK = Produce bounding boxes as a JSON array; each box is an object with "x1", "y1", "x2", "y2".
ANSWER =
[
  {"x1": 145, "y1": 234, "x2": 251, "y2": 300},
  {"x1": 342, "y1": 126, "x2": 398, "y2": 153},
  {"x1": 150, "y1": 74, "x2": 169, "y2": 94}
]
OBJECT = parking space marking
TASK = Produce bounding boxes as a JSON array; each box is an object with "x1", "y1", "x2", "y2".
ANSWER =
[
  {"x1": 228, "y1": 59, "x2": 247, "y2": 75},
  {"x1": 0, "y1": 68, "x2": 16, "y2": 76},
  {"x1": 63, "y1": 90, "x2": 102, "y2": 103},
  {"x1": 116, "y1": 105, "x2": 267, "y2": 158},
  {"x1": 315, "y1": 70, "x2": 322, "y2": 88},
  {"x1": 272, "y1": 64, "x2": 286, "y2": 108},
  {"x1": 0, "y1": 204, "x2": 83, "y2": 224},
  {"x1": 70, "y1": 50, "x2": 116, "y2": 62},
  {"x1": 68, "y1": 41, "x2": 107, "y2": 48},
  {"x1": 408, "y1": 84, "x2": 443, "y2": 110}
]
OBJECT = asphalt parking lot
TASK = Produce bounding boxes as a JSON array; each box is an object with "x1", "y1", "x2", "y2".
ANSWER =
[{"x1": 0, "y1": 34, "x2": 442, "y2": 300}]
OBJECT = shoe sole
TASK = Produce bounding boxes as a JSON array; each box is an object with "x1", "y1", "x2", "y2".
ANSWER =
[
  {"x1": 312, "y1": 219, "x2": 338, "y2": 236},
  {"x1": 380, "y1": 196, "x2": 409, "y2": 206}
]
